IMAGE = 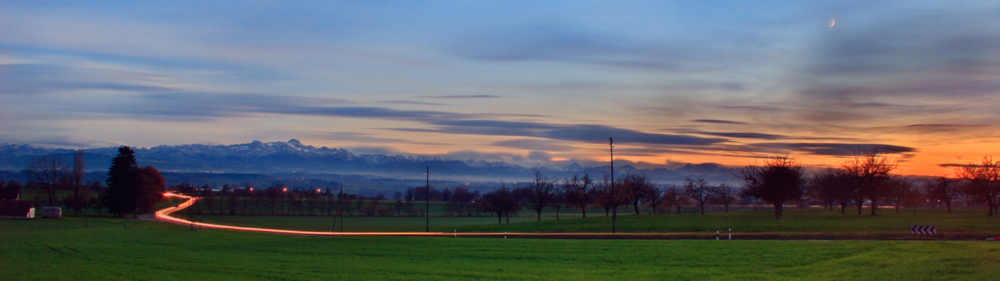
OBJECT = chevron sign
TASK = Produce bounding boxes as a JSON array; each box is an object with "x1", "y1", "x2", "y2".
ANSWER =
[{"x1": 910, "y1": 225, "x2": 937, "y2": 235}]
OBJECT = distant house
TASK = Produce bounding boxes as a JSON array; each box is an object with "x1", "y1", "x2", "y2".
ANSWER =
[
  {"x1": 0, "y1": 185, "x2": 20, "y2": 200},
  {"x1": 0, "y1": 200, "x2": 36, "y2": 219}
]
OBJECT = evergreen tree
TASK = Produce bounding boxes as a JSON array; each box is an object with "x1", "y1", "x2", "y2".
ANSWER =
[{"x1": 105, "y1": 146, "x2": 140, "y2": 217}]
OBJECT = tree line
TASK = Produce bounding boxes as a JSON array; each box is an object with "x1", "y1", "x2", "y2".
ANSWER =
[
  {"x1": 476, "y1": 168, "x2": 742, "y2": 224},
  {"x1": 806, "y1": 153, "x2": 1000, "y2": 217},
  {"x1": 12, "y1": 146, "x2": 1000, "y2": 221},
  {"x1": 13, "y1": 147, "x2": 164, "y2": 217}
]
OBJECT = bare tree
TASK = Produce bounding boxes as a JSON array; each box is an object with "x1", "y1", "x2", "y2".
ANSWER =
[
  {"x1": 956, "y1": 155, "x2": 1000, "y2": 215},
  {"x1": 527, "y1": 168, "x2": 555, "y2": 221},
  {"x1": 842, "y1": 150, "x2": 896, "y2": 216},
  {"x1": 562, "y1": 174, "x2": 593, "y2": 217},
  {"x1": 478, "y1": 181, "x2": 521, "y2": 224},
  {"x1": 710, "y1": 183, "x2": 738, "y2": 213},
  {"x1": 807, "y1": 169, "x2": 838, "y2": 210},
  {"x1": 817, "y1": 169, "x2": 858, "y2": 214},
  {"x1": 739, "y1": 154, "x2": 805, "y2": 220},
  {"x1": 886, "y1": 177, "x2": 918, "y2": 214},
  {"x1": 25, "y1": 154, "x2": 68, "y2": 206},
  {"x1": 684, "y1": 177, "x2": 712, "y2": 215},
  {"x1": 642, "y1": 185, "x2": 665, "y2": 214},
  {"x1": 900, "y1": 180, "x2": 924, "y2": 215},
  {"x1": 623, "y1": 173, "x2": 655, "y2": 215},
  {"x1": 593, "y1": 174, "x2": 625, "y2": 216},
  {"x1": 662, "y1": 185, "x2": 687, "y2": 214},
  {"x1": 928, "y1": 177, "x2": 958, "y2": 213}
]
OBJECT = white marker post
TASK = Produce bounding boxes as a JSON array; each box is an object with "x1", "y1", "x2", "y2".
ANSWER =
[
  {"x1": 716, "y1": 230, "x2": 719, "y2": 240},
  {"x1": 728, "y1": 228, "x2": 731, "y2": 240},
  {"x1": 505, "y1": 231, "x2": 507, "y2": 239}
]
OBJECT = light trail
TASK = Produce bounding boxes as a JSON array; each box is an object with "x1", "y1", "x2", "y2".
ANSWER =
[
  {"x1": 155, "y1": 193, "x2": 712, "y2": 237},
  {"x1": 155, "y1": 193, "x2": 925, "y2": 239},
  {"x1": 157, "y1": 193, "x2": 455, "y2": 236}
]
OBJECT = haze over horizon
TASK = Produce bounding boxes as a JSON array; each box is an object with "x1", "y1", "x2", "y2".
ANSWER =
[{"x1": 3, "y1": 1, "x2": 999, "y2": 177}]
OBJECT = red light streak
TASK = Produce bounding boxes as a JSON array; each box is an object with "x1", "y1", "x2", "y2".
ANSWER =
[
  {"x1": 157, "y1": 193, "x2": 453, "y2": 236},
  {"x1": 156, "y1": 193, "x2": 836, "y2": 238}
]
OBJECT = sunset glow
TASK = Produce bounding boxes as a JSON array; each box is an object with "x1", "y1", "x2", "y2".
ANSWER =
[{"x1": 3, "y1": 1, "x2": 999, "y2": 177}]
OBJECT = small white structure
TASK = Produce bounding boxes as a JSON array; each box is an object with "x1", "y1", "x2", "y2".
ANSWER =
[{"x1": 43, "y1": 206, "x2": 62, "y2": 218}]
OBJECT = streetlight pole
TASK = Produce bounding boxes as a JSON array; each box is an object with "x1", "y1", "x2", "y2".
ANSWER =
[{"x1": 610, "y1": 137, "x2": 615, "y2": 234}]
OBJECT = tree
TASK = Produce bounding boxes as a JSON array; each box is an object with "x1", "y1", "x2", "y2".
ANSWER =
[
  {"x1": 622, "y1": 173, "x2": 655, "y2": 215},
  {"x1": 593, "y1": 174, "x2": 625, "y2": 216},
  {"x1": 526, "y1": 168, "x2": 555, "y2": 221},
  {"x1": 683, "y1": 177, "x2": 712, "y2": 215},
  {"x1": 642, "y1": 185, "x2": 665, "y2": 214},
  {"x1": 447, "y1": 187, "x2": 475, "y2": 216},
  {"x1": 662, "y1": 185, "x2": 687, "y2": 214},
  {"x1": 136, "y1": 166, "x2": 166, "y2": 213},
  {"x1": 25, "y1": 154, "x2": 68, "y2": 206},
  {"x1": 562, "y1": 174, "x2": 593, "y2": 218},
  {"x1": 104, "y1": 146, "x2": 140, "y2": 217},
  {"x1": 480, "y1": 182, "x2": 520, "y2": 224},
  {"x1": 928, "y1": 177, "x2": 958, "y2": 213},
  {"x1": 65, "y1": 183, "x2": 91, "y2": 214},
  {"x1": 842, "y1": 150, "x2": 897, "y2": 216},
  {"x1": 807, "y1": 169, "x2": 839, "y2": 210},
  {"x1": 956, "y1": 156, "x2": 1000, "y2": 215},
  {"x1": 709, "y1": 183, "x2": 738, "y2": 213},
  {"x1": 739, "y1": 154, "x2": 805, "y2": 220},
  {"x1": 809, "y1": 169, "x2": 856, "y2": 214},
  {"x1": 886, "y1": 177, "x2": 919, "y2": 214},
  {"x1": 900, "y1": 180, "x2": 924, "y2": 215}
]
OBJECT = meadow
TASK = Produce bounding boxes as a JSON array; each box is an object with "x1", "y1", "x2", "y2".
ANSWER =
[
  {"x1": 182, "y1": 207, "x2": 1000, "y2": 239},
  {"x1": 3, "y1": 217, "x2": 1000, "y2": 280}
]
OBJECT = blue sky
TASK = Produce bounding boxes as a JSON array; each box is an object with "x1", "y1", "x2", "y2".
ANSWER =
[{"x1": 2, "y1": 1, "x2": 999, "y2": 175}]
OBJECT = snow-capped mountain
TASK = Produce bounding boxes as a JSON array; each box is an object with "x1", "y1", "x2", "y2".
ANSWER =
[{"x1": 0, "y1": 140, "x2": 739, "y2": 183}]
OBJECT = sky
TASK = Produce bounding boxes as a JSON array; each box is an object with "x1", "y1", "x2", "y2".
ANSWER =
[{"x1": 2, "y1": 1, "x2": 999, "y2": 177}]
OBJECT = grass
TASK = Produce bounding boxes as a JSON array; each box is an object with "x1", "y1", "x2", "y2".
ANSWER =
[
  {"x1": 175, "y1": 214, "x2": 543, "y2": 232},
  {"x1": 3, "y1": 217, "x2": 1000, "y2": 280},
  {"x1": 458, "y1": 207, "x2": 1000, "y2": 235},
  {"x1": 181, "y1": 207, "x2": 1000, "y2": 239}
]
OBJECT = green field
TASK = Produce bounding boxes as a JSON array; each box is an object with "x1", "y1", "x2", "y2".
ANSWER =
[
  {"x1": 182, "y1": 207, "x2": 1000, "y2": 239},
  {"x1": 3, "y1": 217, "x2": 1000, "y2": 280}
]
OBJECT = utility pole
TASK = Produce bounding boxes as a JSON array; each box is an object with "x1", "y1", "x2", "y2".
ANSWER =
[
  {"x1": 426, "y1": 166, "x2": 430, "y2": 232},
  {"x1": 610, "y1": 137, "x2": 615, "y2": 234},
  {"x1": 339, "y1": 186, "x2": 344, "y2": 233}
]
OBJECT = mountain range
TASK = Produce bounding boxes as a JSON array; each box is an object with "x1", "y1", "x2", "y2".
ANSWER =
[{"x1": 0, "y1": 139, "x2": 740, "y2": 183}]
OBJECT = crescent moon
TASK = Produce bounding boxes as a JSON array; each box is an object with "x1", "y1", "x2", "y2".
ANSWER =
[{"x1": 830, "y1": 19, "x2": 836, "y2": 28}]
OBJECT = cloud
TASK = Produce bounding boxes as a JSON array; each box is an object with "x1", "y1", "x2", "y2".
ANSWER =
[
  {"x1": 492, "y1": 139, "x2": 573, "y2": 152},
  {"x1": 418, "y1": 95, "x2": 499, "y2": 99},
  {"x1": 453, "y1": 22, "x2": 709, "y2": 72},
  {"x1": 86, "y1": 92, "x2": 480, "y2": 123},
  {"x1": 692, "y1": 119, "x2": 747, "y2": 125},
  {"x1": 752, "y1": 142, "x2": 915, "y2": 156},
  {"x1": 312, "y1": 132, "x2": 441, "y2": 146},
  {"x1": 528, "y1": 151, "x2": 552, "y2": 161},
  {"x1": 424, "y1": 120, "x2": 726, "y2": 146},
  {"x1": 0, "y1": 63, "x2": 176, "y2": 95},
  {"x1": 691, "y1": 131, "x2": 786, "y2": 140},
  {"x1": 380, "y1": 100, "x2": 446, "y2": 106}
]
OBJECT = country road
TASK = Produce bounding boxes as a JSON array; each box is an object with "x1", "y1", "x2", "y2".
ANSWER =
[{"x1": 154, "y1": 193, "x2": 982, "y2": 240}]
